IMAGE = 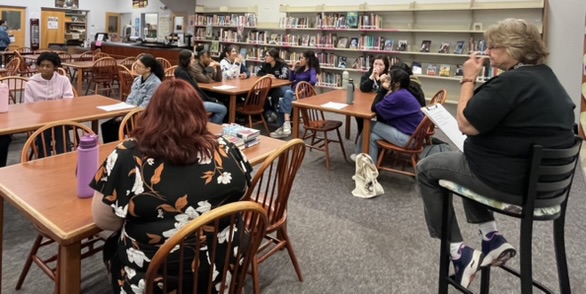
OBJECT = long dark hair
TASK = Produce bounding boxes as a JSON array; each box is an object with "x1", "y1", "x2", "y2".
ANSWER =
[
  {"x1": 389, "y1": 68, "x2": 425, "y2": 107},
  {"x1": 219, "y1": 45, "x2": 238, "y2": 61},
  {"x1": 391, "y1": 62, "x2": 425, "y2": 106},
  {"x1": 139, "y1": 54, "x2": 165, "y2": 81},
  {"x1": 133, "y1": 80, "x2": 217, "y2": 165},
  {"x1": 265, "y1": 48, "x2": 286, "y2": 66},
  {"x1": 178, "y1": 49, "x2": 193, "y2": 69},
  {"x1": 194, "y1": 44, "x2": 210, "y2": 60},
  {"x1": 297, "y1": 51, "x2": 320, "y2": 74},
  {"x1": 371, "y1": 55, "x2": 389, "y2": 75}
]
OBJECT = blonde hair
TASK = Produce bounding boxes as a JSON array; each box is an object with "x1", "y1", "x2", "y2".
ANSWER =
[{"x1": 484, "y1": 18, "x2": 548, "y2": 65}]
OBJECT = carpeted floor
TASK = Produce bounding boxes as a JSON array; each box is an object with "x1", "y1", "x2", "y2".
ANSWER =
[{"x1": 2, "y1": 110, "x2": 585, "y2": 294}]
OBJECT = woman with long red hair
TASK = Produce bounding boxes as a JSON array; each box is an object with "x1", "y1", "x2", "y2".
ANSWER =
[{"x1": 90, "y1": 79, "x2": 252, "y2": 293}]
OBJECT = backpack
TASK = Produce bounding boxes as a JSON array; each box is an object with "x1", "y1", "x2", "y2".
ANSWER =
[{"x1": 352, "y1": 153, "x2": 384, "y2": 198}]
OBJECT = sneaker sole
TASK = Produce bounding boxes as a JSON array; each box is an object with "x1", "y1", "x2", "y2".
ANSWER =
[
  {"x1": 459, "y1": 250, "x2": 484, "y2": 288},
  {"x1": 481, "y1": 244, "x2": 516, "y2": 267},
  {"x1": 270, "y1": 134, "x2": 289, "y2": 139}
]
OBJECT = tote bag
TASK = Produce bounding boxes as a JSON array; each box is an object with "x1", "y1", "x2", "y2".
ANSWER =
[{"x1": 352, "y1": 153, "x2": 384, "y2": 198}]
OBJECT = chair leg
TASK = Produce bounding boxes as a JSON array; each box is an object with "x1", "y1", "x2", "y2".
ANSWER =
[
  {"x1": 260, "y1": 115, "x2": 270, "y2": 135},
  {"x1": 335, "y1": 128, "x2": 348, "y2": 162},
  {"x1": 480, "y1": 267, "x2": 491, "y2": 294},
  {"x1": 519, "y1": 217, "x2": 534, "y2": 294},
  {"x1": 279, "y1": 226, "x2": 303, "y2": 282},
  {"x1": 248, "y1": 115, "x2": 254, "y2": 130},
  {"x1": 438, "y1": 192, "x2": 453, "y2": 294},
  {"x1": 323, "y1": 131, "x2": 331, "y2": 170},
  {"x1": 16, "y1": 234, "x2": 44, "y2": 290},
  {"x1": 252, "y1": 256, "x2": 261, "y2": 294},
  {"x1": 553, "y1": 214, "x2": 571, "y2": 293}
]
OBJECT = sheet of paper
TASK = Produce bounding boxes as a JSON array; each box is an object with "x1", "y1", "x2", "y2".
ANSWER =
[
  {"x1": 212, "y1": 85, "x2": 237, "y2": 90},
  {"x1": 97, "y1": 102, "x2": 136, "y2": 112},
  {"x1": 321, "y1": 102, "x2": 348, "y2": 110},
  {"x1": 421, "y1": 104, "x2": 467, "y2": 152}
]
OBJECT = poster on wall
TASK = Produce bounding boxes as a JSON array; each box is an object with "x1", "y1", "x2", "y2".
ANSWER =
[
  {"x1": 48, "y1": 17, "x2": 59, "y2": 30},
  {"x1": 132, "y1": 0, "x2": 148, "y2": 8},
  {"x1": 134, "y1": 18, "x2": 141, "y2": 37}
]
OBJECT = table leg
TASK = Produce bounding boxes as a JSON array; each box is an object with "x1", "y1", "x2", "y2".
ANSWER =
[
  {"x1": 345, "y1": 115, "x2": 351, "y2": 140},
  {"x1": 361, "y1": 119, "x2": 372, "y2": 154},
  {"x1": 292, "y1": 106, "x2": 300, "y2": 138},
  {"x1": 91, "y1": 120, "x2": 99, "y2": 134},
  {"x1": 58, "y1": 242, "x2": 82, "y2": 294},
  {"x1": 229, "y1": 94, "x2": 236, "y2": 123},
  {"x1": 0, "y1": 197, "x2": 3, "y2": 291},
  {"x1": 77, "y1": 69, "x2": 84, "y2": 95}
]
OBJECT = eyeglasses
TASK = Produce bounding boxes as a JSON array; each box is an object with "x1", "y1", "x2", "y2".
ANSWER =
[{"x1": 487, "y1": 45, "x2": 504, "y2": 50}]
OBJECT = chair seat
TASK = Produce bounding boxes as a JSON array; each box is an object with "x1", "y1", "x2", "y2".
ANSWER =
[
  {"x1": 236, "y1": 106, "x2": 264, "y2": 115},
  {"x1": 303, "y1": 120, "x2": 342, "y2": 131},
  {"x1": 376, "y1": 139, "x2": 423, "y2": 154},
  {"x1": 438, "y1": 180, "x2": 561, "y2": 217}
]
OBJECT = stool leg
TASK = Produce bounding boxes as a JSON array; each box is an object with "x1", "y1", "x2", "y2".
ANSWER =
[
  {"x1": 438, "y1": 193, "x2": 453, "y2": 293},
  {"x1": 553, "y1": 212, "x2": 571, "y2": 293},
  {"x1": 480, "y1": 267, "x2": 490, "y2": 294},
  {"x1": 519, "y1": 217, "x2": 534, "y2": 294}
]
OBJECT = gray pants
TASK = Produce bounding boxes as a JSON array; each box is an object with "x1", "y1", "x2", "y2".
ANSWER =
[{"x1": 416, "y1": 151, "x2": 521, "y2": 242}]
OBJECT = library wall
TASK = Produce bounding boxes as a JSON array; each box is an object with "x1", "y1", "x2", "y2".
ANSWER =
[{"x1": 197, "y1": 0, "x2": 586, "y2": 116}]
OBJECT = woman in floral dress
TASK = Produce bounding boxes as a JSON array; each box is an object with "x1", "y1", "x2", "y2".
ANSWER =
[{"x1": 90, "y1": 79, "x2": 252, "y2": 293}]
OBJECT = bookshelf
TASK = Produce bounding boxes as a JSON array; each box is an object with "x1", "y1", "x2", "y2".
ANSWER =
[{"x1": 194, "y1": 0, "x2": 547, "y2": 102}]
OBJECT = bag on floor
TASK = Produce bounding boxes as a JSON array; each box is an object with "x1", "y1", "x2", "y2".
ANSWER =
[{"x1": 352, "y1": 153, "x2": 384, "y2": 198}]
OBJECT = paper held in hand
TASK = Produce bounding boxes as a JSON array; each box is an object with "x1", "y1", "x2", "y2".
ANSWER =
[
  {"x1": 421, "y1": 104, "x2": 466, "y2": 152},
  {"x1": 97, "y1": 102, "x2": 136, "y2": 112}
]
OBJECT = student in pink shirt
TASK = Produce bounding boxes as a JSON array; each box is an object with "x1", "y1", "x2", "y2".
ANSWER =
[{"x1": 24, "y1": 52, "x2": 74, "y2": 103}]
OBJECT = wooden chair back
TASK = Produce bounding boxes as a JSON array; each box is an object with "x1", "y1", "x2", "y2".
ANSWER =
[
  {"x1": 164, "y1": 65, "x2": 177, "y2": 80},
  {"x1": 13, "y1": 51, "x2": 35, "y2": 77},
  {"x1": 117, "y1": 65, "x2": 135, "y2": 102},
  {"x1": 425, "y1": 89, "x2": 448, "y2": 144},
  {"x1": 55, "y1": 51, "x2": 73, "y2": 63},
  {"x1": 156, "y1": 57, "x2": 172, "y2": 71},
  {"x1": 144, "y1": 201, "x2": 268, "y2": 294},
  {"x1": 404, "y1": 117, "x2": 435, "y2": 151},
  {"x1": 15, "y1": 47, "x2": 33, "y2": 54},
  {"x1": 0, "y1": 76, "x2": 29, "y2": 104},
  {"x1": 78, "y1": 51, "x2": 94, "y2": 61},
  {"x1": 88, "y1": 57, "x2": 118, "y2": 95},
  {"x1": 4, "y1": 58, "x2": 20, "y2": 76},
  {"x1": 295, "y1": 81, "x2": 316, "y2": 99},
  {"x1": 92, "y1": 52, "x2": 110, "y2": 61},
  {"x1": 5, "y1": 44, "x2": 19, "y2": 52},
  {"x1": 56, "y1": 67, "x2": 68, "y2": 76},
  {"x1": 120, "y1": 56, "x2": 135, "y2": 69},
  {"x1": 118, "y1": 108, "x2": 144, "y2": 140},
  {"x1": 21, "y1": 121, "x2": 94, "y2": 162},
  {"x1": 33, "y1": 49, "x2": 51, "y2": 54},
  {"x1": 243, "y1": 76, "x2": 272, "y2": 113}
]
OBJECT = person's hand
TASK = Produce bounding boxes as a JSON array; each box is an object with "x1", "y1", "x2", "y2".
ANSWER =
[
  {"x1": 209, "y1": 61, "x2": 220, "y2": 67},
  {"x1": 463, "y1": 52, "x2": 488, "y2": 81},
  {"x1": 239, "y1": 73, "x2": 247, "y2": 79},
  {"x1": 235, "y1": 54, "x2": 244, "y2": 64},
  {"x1": 370, "y1": 68, "x2": 379, "y2": 80}
]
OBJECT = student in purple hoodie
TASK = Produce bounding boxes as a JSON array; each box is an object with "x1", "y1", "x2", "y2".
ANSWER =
[
  {"x1": 270, "y1": 51, "x2": 319, "y2": 138},
  {"x1": 352, "y1": 67, "x2": 424, "y2": 161}
]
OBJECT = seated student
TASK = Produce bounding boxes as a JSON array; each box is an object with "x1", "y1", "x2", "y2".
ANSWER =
[
  {"x1": 91, "y1": 79, "x2": 252, "y2": 293},
  {"x1": 219, "y1": 45, "x2": 250, "y2": 80},
  {"x1": 351, "y1": 68, "x2": 424, "y2": 161},
  {"x1": 175, "y1": 50, "x2": 227, "y2": 124},
  {"x1": 100, "y1": 54, "x2": 164, "y2": 143},
  {"x1": 15, "y1": 52, "x2": 75, "y2": 158},
  {"x1": 256, "y1": 48, "x2": 290, "y2": 122},
  {"x1": 270, "y1": 51, "x2": 319, "y2": 138},
  {"x1": 391, "y1": 62, "x2": 426, "y2": 107},
  {"x1": 356, "y1": 56, "x2": 390, "y2": 135},
  {"x1": 190, "y1": 45, "x2": 222, "y2": 83}
]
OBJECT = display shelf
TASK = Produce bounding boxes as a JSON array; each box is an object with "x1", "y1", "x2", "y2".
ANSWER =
[{"x1": 195, "y1": 5, "x2": 258, "y2": 14}]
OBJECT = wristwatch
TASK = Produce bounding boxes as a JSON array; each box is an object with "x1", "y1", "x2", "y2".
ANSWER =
[{"x1": 460, "y1": 77, "x2": 476, "y2": 85}]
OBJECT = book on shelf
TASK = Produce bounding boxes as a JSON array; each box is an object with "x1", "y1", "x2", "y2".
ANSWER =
[
  {"x1": 205, "y1": 24, "x2": 213, "y2": 39},
  {"x1": 397, "y1": 40, "x2": 408, "y2": 51},
  {"x1": 412, "y1": 61, "x2": 422, "y2": 75},
  {"x1": 438, "y1": 42, "x2": 450, "y2": 54},
  {"x1": 455, "y1": 65, "x2": 463, "y2": 76},
  {"x1": 420, "y1": 40, "x2": 431, "y2": 52},
  {"x1": 426, "y1": 64, "x2": 437, "y2": 76},
  {"x1": 240, "y1": 48, "x2": 248, "y2": 59},
  {"x1": 337, "y1": 37, "x2": 348, "y2": 48},
  {"x1": 309, "y1": 36, "x2": 317, "y2": 47},
  {"x1": 337, "y1": 56, "x2": 347, "y2": 68},
  {"x1": 439, "y1": 64, "x2": 451, "y2": 77},
  {"x1": 454, "y1": 41, "x2": 465, "y2": 54},
  {"x1": 476, "y1": 39, "x2": 486, "y2": 52},
  {"x1": 302, "y1": 35, "x2": 310, "y2": 46},
  {"x1": 467, "y1": 37, "x2": 475, "y2": 54},
  {"x1": 210, "y1": 41, "x2": 220, "y2": 55},
  {"x1": 383, "y1": 39, "x2": 394, "y2": 51},
  {"x1": 347, "y1": 12, "x2": 358, "y2": 29},
  {"x1": 349, "y1": 37, "x2": 359, "y2": 49}
]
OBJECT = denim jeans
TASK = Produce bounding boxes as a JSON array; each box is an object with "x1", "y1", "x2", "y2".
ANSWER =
[
  {"x1": 355, "y1": 121, "x2": 411, "y2": 160},
  {"x1": 277, "y1": 88, "x2": 296, "y2": 126},
  {"x1": 204, "y1": 101, "x2": 227, "y2": 124},
  {"x1": 415, "y1": 152, "x2": 521, "y2": 242}
]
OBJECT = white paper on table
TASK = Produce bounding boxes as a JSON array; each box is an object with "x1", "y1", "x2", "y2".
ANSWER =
[
  {"x1": 321, "y1": 102, "x2": 348, "y2": 110},
  {"x1": 421, "y1": 104, "x2": 466, "y2": 152},
  {"x1": 97, "y1": 102, "x2": 136, "y2": 112},
  {"x1": 212, "y1": 85, "x2": 237, "y2": 90}
]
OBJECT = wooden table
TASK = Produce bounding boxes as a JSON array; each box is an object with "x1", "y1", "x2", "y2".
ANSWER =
[
  {"x1": 0, "y1": 95, "x2": 135, "y2": 135},
  {"x1": 199, "y1": 76, "x2": 292, "y2": 123},
  {"x1": 23, "y1": 53, "x2": 85, "y2": 62},
  {"x1": 292, "y1": 89, "x2": 376, "y2": 153},
  {"x1": 62, "y1": 59, "x2": 124, "y2": 94},
  {"x1": 0, "y1": 123, "x2": 285, "y2": 293}
]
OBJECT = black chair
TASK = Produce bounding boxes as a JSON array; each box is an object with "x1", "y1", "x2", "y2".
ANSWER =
[{"x1": 437, "y1": 137, "x2": 582, "y2": 294}]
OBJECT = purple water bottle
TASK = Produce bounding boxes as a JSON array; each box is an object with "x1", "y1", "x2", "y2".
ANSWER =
[{"x1": 77, "y1": 134, "x2": 99, "y2": 198}]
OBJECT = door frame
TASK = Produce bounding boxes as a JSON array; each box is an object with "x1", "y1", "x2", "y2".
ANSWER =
[
  {"x1": 0, "y1": 5, "x2": 27, "y2": 48},
  {"x1": 106, "y1": 12, "x2": 121, "y2": 35}
]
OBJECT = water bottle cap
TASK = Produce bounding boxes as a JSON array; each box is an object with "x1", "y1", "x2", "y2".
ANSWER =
[{"x1": 79, "y1": 134, "x2": 99, "y2": 148}]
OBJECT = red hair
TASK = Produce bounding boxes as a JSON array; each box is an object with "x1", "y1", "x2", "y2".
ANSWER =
[{"x1": 132, "y1": 79, "x2": 217, "y2": 165}]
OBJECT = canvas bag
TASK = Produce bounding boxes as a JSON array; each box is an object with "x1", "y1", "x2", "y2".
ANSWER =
[{"x1": 352, "y1": 153, "x2": 384, "y2": 198}]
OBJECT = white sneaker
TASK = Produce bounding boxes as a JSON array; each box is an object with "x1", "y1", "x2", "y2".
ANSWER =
[
  {"x1": 350, "y1": 153, "x2": 357, "y2": 162},
  {"x1": 283, "y1": 121, "x2": 291, "y2": 133},
  {"x1": 270, "y1": 127, "x2": 291, "y2": 138}
]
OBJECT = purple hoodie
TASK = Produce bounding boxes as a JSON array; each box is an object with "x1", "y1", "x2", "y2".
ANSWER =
[
  {"x1": 374, "y1": 88, "x2": 423, "y2": 135},
  {"x1": 24, "y1": 72, "x2": 74, "y2": 103}
]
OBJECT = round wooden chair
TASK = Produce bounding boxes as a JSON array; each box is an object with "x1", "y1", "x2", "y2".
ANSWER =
[
  {"x1": 92, "y1": 51, "x2": 110, "y2": 61},
  {"x1": 118, "y1": 108, "x2": 144, "y2": 140},
  {"x1": 425, "y1": 89, "x2": 448, "y2": 144},
  {"x1": 86, "y1": 57, "x2": 118, "y2": 96},
  {"x1": 3, "y1": 57, "x2": 20, "y2": 77},
  {"x1": 164, "y1": 65, "x2": 177, "y2": 81},
  {"x1": 120, "y1": 56, "x2": 135, "y2": 69},
  {"x1": 235, "y1": 76, "x2": 272, "y2": 134},
  {"x1": 0, "y1": 76, "x2": 29, "y2": 104},
  {"x1": 117, "y1": 64, "x2": 135, "y2": 102},
  {"x1": 144, "y1": 201, "x2": 268, "y2": 294}
]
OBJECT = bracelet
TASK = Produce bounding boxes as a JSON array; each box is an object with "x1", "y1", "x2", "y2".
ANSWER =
[{"x1": 460, "y1": 77, "x2": 476, "y2": 85}]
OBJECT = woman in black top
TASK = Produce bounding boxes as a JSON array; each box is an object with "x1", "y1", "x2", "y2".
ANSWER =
[
  {"x1": 175, "y1": 50, "x2": 227, "y2": 124},
  {"x1": 257, "y1": 48, "x2": 291, "y2": 118},
  {"x1": 354, "y1": 56, "x2": 390, "y2": 137}
]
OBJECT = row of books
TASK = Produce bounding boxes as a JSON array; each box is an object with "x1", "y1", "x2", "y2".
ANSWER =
[
  {"x1": 317, "y1": 72, "x2": 343, "y2": 88},
  {"x1": 412, "y1": 62, "x2": 503, "y2": 79},
  {"x1": 195, "y1": 14, "x2": 258, "y2": 27},
  {"x1": 419, "y1": 39, "x2": 487, "y2": 54},
  {"x1": 278, "y1": 12, "x2": 383, "y2": 29},
  {"x1": 221, "y1": 124, "x2": 261, "y2": 150}
]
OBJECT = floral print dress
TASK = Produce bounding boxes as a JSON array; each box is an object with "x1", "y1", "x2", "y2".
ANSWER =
[{"x1": 90, "y1": 137, "x2": 252, "y2": 294}]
